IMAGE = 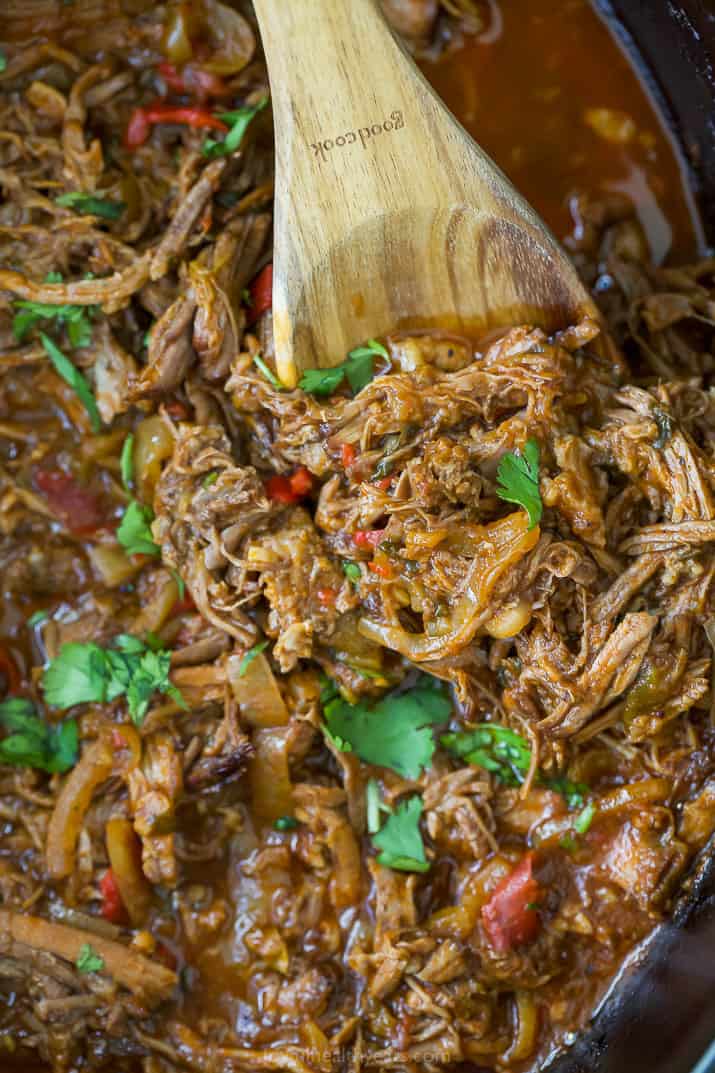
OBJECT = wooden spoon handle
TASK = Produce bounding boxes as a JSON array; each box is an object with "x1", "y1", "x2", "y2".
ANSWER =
[{"x1": 252, "y1": 0, "x2": 412, "y2": 161}]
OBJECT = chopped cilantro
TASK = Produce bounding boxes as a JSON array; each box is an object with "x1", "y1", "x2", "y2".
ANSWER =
[
  {"x1": 342, "y1": 561, "x2": 361, "y2": 582},
  {"x1": 202, "y1": 471, "x2": 218, "y2": 489},
  {"x1": 299, "y1": 338, "x2": 387, "y2": 397},
  {"x1": 653, "y1": 408, "x2": 673, "y2": 449},
  {"x1": 560, "y1": 834, "x2": 579, "y2": 853},
  {"x1": 441, "y1": 724, "x2": 531, "y2": 786},
  {"x1": 442, "y1": 722, "x2": 588, "y2": 808},
  {"x1": 366, "y1": 777, "x2": 391, "y2": 835},
  {"x1": 253, "y1": 353, "x2": 284, "y2": 391},
  {"x1": 75, "y1": 943, "x2": 104, "y2": 974},
  {"x1": 274, "y1": 815, "x2": 298, "y2": 831},
  {"x1": 0, "y1": 697, "x2": 78, "y2": 774},
  {"x1": 40, "y1": 333, "x2": 101, "y2": 433},
  {"x1": 574, "y1": 801, "x2": 595, "y2": 835},
  {"x1": 42, "y1": 636, "x2": 185, "y2": 725},
  {"x1": 56, "y1": 192, "x2": 125, "y2": 220},
  {"x1": 323, "y1": 676, "x2": 451, "y2": 779},
  {"x1": 169, "y1": 568, "x2": 186, "y2": 601},
  {"x1": 237, "y1": 640, "x2": 269, "y2": 677},
  {"x1": 117, "y1": 500, "x2": 161, "y2": 557},
  {"x1": 27, "y1": 609, "x2": 49, "y2": 628},
  {"x1": 120, "y1": 434, "x2": 134, "y2": 491},
  {"x1": 496, "y1": 438, "x2": 542, "y2": 529},
  {"x1": 203, "y1": 97, "x2": 269, "y2": 158},
  {"x1": 372, "y1": 795, "x2": 430, "y2": 873}
]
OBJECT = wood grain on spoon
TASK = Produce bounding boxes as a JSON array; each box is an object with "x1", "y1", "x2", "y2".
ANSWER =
[{"x1": 252, "y1": 0, "x2": 600, "y2": 388}]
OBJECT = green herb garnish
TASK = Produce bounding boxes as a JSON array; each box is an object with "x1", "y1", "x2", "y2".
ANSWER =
[
  {"x1": 323, "y1": 676, "x2": 451, "y2": 779},
  {"x1": 40, "y1": 333, "x2": 101, "y2": 432},
  {"x1": 42, "y1": 636, "x2": 185, "y2": 726},
  {"x1": 366, "y1": 777, "x2": 392, "y2": 835},
  {"x1": 13, "y1": 273, "x2": 94, "y2": 348},
  {"x1": 299, "y1": 338, "x2": 386, "y2": 397},
  {"x1": 342, "y1": 561, "x2": 361, "y2": 582},
  {"x1": 169, "y1": 568, "x2": 186, "y2": 602},
  {"x1": 372, "y1": 795, "x2": 430, "y2": 873},
  {"x1": 238, "y1": 640, "x2": 269, "y2": 677},
  {"x1": 274, "y1": 815, "x2": 298, "y2": 831},
  {"x1": 120, "y1": 434, "x2": 134, "y2": 491},
  {"x1": 496, "y1": 438, "x2": 542, "y2": 529},
  {"x1": 202, "y1": 471, "x2": 218, "y2": 489},
  {"x1": 27, "y1": 609, "x2": 49, "y2": 628},
  {"x1": 202, "y1": 97, "x2": 269, "y2": 158},
  {"x1": 0, "y1": 49, "x2": 6, "y2": 74},
  {"x1": 76, "y1": 943, "x2": 104, "y2": 974},
  {"x1": 252, "y1": 353, "x2": 284, "y2": 392},
  {"x1": 574, "y1": 801, "x2": 595, "y2": 835},
  {"x1": 116, "y1": 500, "x2": 161, "y2": 557},
  {"x1": 56, "y1": 192, "x2": 125, "y2": 220},
  {"x1": 441, "y1": 722, "x2": 588, "y2": 807},
  {"x1": 0, "y1": 697, "x2": 78, "y2": 774}
]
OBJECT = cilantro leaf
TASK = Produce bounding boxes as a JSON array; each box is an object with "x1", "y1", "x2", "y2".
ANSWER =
[
  {"x1": 343, "y1": 561, "x2": 361, "y2": 581},
  {"x1": 298, "y1": 365, "x2": 346, "y2": 397},
  {"x1": 441, "y1": 724, "x2": 532, "y2": 787},
  {"x1": 372, "y1": 795, "x2": 430, "y2": 872},
  {"x1": 298, "y1": 338, "x2": 387, "y2": 397},
  {"x1": 323, "y1": 676, "x2": 451, "y2": 779},
  {"x1": 117, "y1": 500, "x2": 161, "y2": 557},
  {"x1": 56, "y1": 192, "x2": 125, "y2": 220},
  {"x1": 0, "y1": 49, "x2": 6, "y2": 74},
  {"x1": 0, "y1": 697, "x2": 78, "y2": 774},
  {"x1": 203, "y1": 96, "x2": 269, "y2": 158},
  {"x1": 40, "y1": 333, "x2": 101, "y2": 433},
  {"x1": 253, "y1": 353, "x2": 284, "y2": 391},
  {"x1": 28, "y1": 609, "x2": 49, "y2": 628},
  {"x1": 120, "y1": 433, "x2": 134, "y2": 491},
  {"x1": 496, "y1": 438, "x2": 542, "y2": 529},
  {"x1": 76, "y1": 943, "x2": 104, "y2": 974},
  {"x1": 42, "y1": 636, "x2": 185, "y2": 725},
  {"x1": 238, "y1": 640, "x2": 269, "y2": 677}
]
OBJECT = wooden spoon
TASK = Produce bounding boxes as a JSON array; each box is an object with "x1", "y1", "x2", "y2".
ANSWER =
[{"x1": 252, "y1": 0, "x2": 599, "y2": 388}]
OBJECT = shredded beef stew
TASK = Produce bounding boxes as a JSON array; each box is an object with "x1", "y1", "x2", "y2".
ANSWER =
[{"x1": 0, "y1": 3, "x2": 714, "y2": 1072}]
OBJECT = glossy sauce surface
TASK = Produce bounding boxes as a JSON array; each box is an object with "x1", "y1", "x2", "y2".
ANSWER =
[{"x1": 420, "y1": 0, "x2": 701, "y2": 261}]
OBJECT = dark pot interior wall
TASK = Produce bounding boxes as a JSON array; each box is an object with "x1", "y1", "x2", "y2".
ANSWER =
[{"x1": 596, "y1": 0, "x2": 715, "y2": 243}]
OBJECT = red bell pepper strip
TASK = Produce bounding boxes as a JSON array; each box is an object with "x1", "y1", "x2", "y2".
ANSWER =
[
  {"x1": 125, "y1": 104, "x2": 228, "y2": 148},
  {"x1": 100, "y1": 868, "x2": 128, "y2": 924},
  {"x1": 246, "y1": 264, "x2": 273, "y2": 324},
  {"x1": 369, "y1": 561, "x2": 393, "y2": 579},
  {"x1": 340, "y1": 442, "x2": 357, "y2": 468},
  {"x1": 481, "y1": 852, "x2": 542, "y2": 953},
  {"x1": 265, "y1": 466, "x2": 313, "y2": 504},
  {"x1": 353, "y1": 529, "x2": 385, "y2": 549},
  {"x1": 317, "y1": 588, "x2": 337, "y2": 605},
  {"x1": 35, "y1": 468, "x2": 104, "y2": 536}
]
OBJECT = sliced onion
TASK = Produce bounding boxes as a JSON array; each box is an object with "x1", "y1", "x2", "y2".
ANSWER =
[
  {"x1": 360, "y1": 511, "x2": 539, "y2": 661},
  {"x1": 227, "y1": 651, "x2": 289, "y2": 728},
  {"x1": 133, "y1": 415, "x2": 175, "y2": 503},
  {"x1": 249, "y1": 728, "x2": 293, "y2": 825},
  {"x1": 47, "y1": 738, "x2": 114, "y2": 880},
  {"x1": 202, "y1": 0, "x2": 256, "y2": 74}
]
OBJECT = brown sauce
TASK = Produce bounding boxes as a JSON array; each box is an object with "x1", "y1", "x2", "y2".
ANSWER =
[{"x1": 420, "y1": 0, "x2": 702, "y2": 260}]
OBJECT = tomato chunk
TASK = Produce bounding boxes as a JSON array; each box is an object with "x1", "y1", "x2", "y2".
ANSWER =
[
  {"x1": 35, "y1": 468, "x2": 104, "y2": 536},
  {"x1": 481, "y1": 852, "x2": 542, "y2": 953},
  {"x1": 265, "y1": 466, "x2": 312, "y2": 504},
  {"x1": 353, "y1": 529, "x2": 385, "y2": 549},
  {"x1": 100, "y1": 868, "x2": 128, "y2": 924},
  {"x1": 247, "y1": 263, "x2": 273, "y2": 323}
]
